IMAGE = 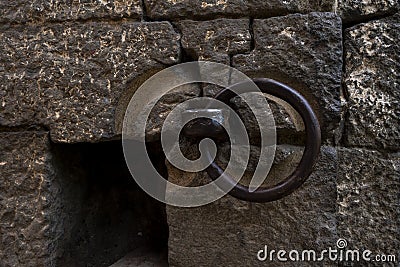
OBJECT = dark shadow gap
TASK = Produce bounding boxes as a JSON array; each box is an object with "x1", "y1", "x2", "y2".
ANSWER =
[{"x1": 50, "y1": 139, "x2": 168, "y2": 267}]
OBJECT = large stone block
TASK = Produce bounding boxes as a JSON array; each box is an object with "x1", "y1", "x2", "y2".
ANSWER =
[
  {"x1": 0, "y1": 0, "x2": 142, "y2": 23},
  {"x1": 0, "y1": 22, "x2": 181, "y2": 143},
  {"x1": 176, "y1": 19, "x2": 251, "y2": 64},
  {"x1": 176, "y1": 19, "x2": 252, "y2": 125},
  {"x1": 0, "y1": 132, "x2": 57, "y2": 266},
  {"x1": 232, "y1": 12, "x2": 343, "y2": 143},
  {"x1": 338, "y1": 0, "x2": 399, "y2": 23},
  {"x1": 167, "y1": 146, "x2": 338, "y2": 266},
  {"x1": 144, "y1": 0, "x2": 334, "y2": 20},
  {"x1": 218, "y1": 95, "x2": 306, "y2": 147},
  {"x1": 337, "y1": 147, "x2": 399, "y2": 261},
  {"x1": 343, "y1": 13, "x2": 400, "y2": 150}
]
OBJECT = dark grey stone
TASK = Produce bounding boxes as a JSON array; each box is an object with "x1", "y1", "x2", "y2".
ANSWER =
[
  {"x1": 338, "y1": 0, "x2": 399, "y2": 23},
  {"x1": 175, "y1": 18, "x2": 309, "y2": 145},
  {"x1": 116, "y1": 80, "x2": 201, "y2": 142},
  {"x1": 227, "y1": 96, "x2": 305, "y2": 146},
  {"x1": 176, "y1": 19, "x2": 252, "y2": 116},
  {"x1": 167, "y1": 146, "x2": 338, "y2": 266},
  {"x1": 0, "y1": 133, "x2": 170, "y2": 266},
  {"x1": 0, "y1": 132, "x2": 57, "y2": 267},
  {"x1": 233, "y1": 12, "x2": 343, "y2": 144},
  {"x1": 0, "y1": 22, "x2": 181, "y2": 143},
  {"x1": 337, "y1": 147, "x2": 400, "y2": 260},
  {"x1": 144, "y1": 0, "x2": 334, "y2": 20},
  {"x1": 344, "y1": 13, "x2": 400, "y2": 150},
  {"x1": 176, "y1": 19, "x2": 251, "y2": 63},
  {"x1": 0, "y1": 0, "x2": 142, "y2": 23}
]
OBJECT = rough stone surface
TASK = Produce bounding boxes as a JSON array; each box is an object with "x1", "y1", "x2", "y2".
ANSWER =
[
  {"x1": 338, "y1": 0, "x2": 399, "y2": 23},
  {"x1": 233, "y1": 12, "x2": 343, "y2": 143},
  {"x1": 175, "y1": 18, "x2": 308, "y2": 145},
  {"x1": 0, "y1": 1, "x2": 398, "y2": 267},
  {"x1": 337, "y1": 148, "x2": 399, "y2": 260},
  {"x1": 0, "y1": 0, "x2": 142, "y2": 23},
  {"x1": 228, "y1": 96, "x2": 305, "y2": 146},
  {"x1": 0, "y1": 132, "x2": 57, "y2": 267},
  {"x1": 0, "y1": 135, "x2": 169, "y2": 266},
  {"x1": 167, "y1": 146, "x2": 338, "y2": 266},
  {"x1": 176, "y1": 19, "x2": 253, "y2": 125},
  {"x1": 0, "y1": 22, "x2": 181, "y2": 143},
  {"x1": 176, "y1": 18, "x2": 250, "y2": 133},
  {"x1": 177, "y1": 19, "x2": 251, "y2": 64},
  {"x1": 144, "y1": 0, "x2": 334, "y2": 20},
  {"x1": 344, "y1": 13, "x2": 400, "y2": 150},
  {"x1": 116, "y1": 81, "x2": 201, "y2": 142}
]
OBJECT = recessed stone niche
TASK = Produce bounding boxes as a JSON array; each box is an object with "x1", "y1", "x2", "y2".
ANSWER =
[{"x1": 51, "y1": 140, "x2": 168, "y2": 267}]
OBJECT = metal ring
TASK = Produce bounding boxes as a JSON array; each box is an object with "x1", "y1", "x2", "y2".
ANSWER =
[{"x1": 205, "y1": 78, "x2": 321, "y2": 202}]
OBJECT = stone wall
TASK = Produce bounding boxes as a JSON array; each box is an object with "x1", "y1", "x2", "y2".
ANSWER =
[{"x1": 0, "y1": 0, "x2": 399, "y2": 266}]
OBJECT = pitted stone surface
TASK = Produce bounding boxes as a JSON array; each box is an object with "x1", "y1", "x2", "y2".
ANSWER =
[
  {"x1": 338, "y1": 148, "x2": 399, "y2": 258},
  {"x1": 0, "y1": 132, "x2": 57, "y2": 267},
  {"x1": 0, "y1": 0, "x2": 142, "y2": 23},
  {"x1": 338, "y1": 0, "x2": 399, "y2": 23},
  {"x1": 167, "y1": 146, "x2": 338, "y2": 266},
  {"x1": 344, "y1": 13, "x2": 400, "y2": 150},
  {"x1": 176, "y1": 19, "x2": 252, "y2": 115},
  {"x1": 176, "y1": 19, "x2": 251, "y2": 64},
  {"x1": 233, "y1": 12, "x2": 343, "y2": 142},
  {"x1": 227, "y1": 96, "x2": 305, "y2": 146},
  {"x1": 144, "y1": 0, "x2": 334, "y2": 20},
  {"x1": 0, "y1": 1, "x2": 398, "y2": 266},
  {"x1": 176, "y1": 18, "x2": 307, "y2": 143},
  {"x1": 0, "y1": 22, "x2": 181, "y2": 143}
]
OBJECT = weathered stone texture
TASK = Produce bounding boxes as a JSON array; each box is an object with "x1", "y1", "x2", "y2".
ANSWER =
[
  {"x1": 116, "y1": 81, "x2": 201, "y2": 142},
  {"x1": 338, "y1": 0, "x2": 399, "y2": 23},
  {"x1": 0, "y1": 134, "x2": 170, "y2": 266},
  {"x1": 176, "y1": 19, "x2": 254, "y2": 122},
  {"x1": 0, "y1": 0, "x2": 142, "y2": 23},
  {"x1": 0, "y1": 22, "x2": 181, "y2": 143},
  {"x1": 337, "y1": 148, "x2": 400, "y2": 258},
  {"x1": 233, "y1": 12, "x2": 343, "y2": 143},
  {"x1": 144, "y1": 0, "x2": 334, "y2": 20},
  {"x1": 344, "y1": 13, "x2": 400, "y2": 150},
  {"x1": 177, "y1": 19, "x2": 251, "y2": 64},
  {"x1": 227, "y1": 96, "x2": 305, "y2": 146},
  {"x1": 178, "y1": 14, "x2": 342, "y2": 145},
  {"x1": 167, "y1": 146, "x2": 338, "y2": 266},
  {"x1": 0, "y1": 132, "x2": 57, "y2": 267}
]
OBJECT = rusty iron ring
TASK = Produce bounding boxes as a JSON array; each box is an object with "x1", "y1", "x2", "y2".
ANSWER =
[{"x1": 204, "y1": 78, "x2": 321, "y2": 202}]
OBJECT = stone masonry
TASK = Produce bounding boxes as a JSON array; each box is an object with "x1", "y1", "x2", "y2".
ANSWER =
[{"x1": 0, "y1": 0, "x2": 399, "y2": 266}]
